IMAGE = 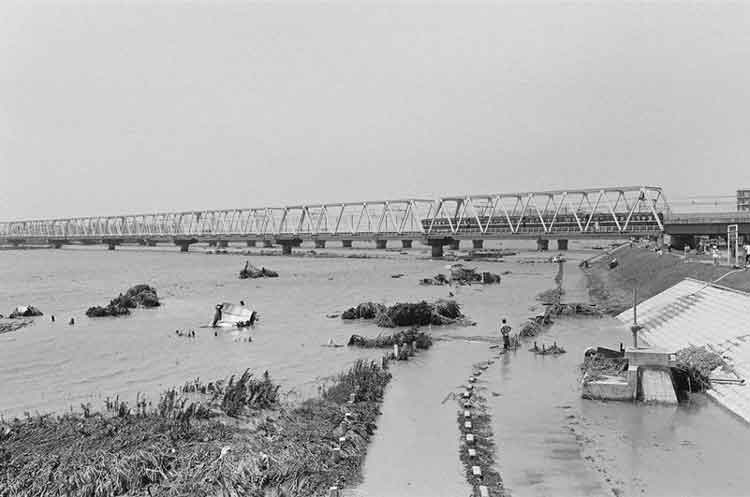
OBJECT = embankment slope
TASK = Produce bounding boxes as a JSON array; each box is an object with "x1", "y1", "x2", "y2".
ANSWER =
[{"x1": 585, "y1": 247, "x2": 750, "y2": 314}]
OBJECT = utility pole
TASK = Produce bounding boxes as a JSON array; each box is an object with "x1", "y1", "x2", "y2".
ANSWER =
[{"x1": 631, "y1": 288, "x2": 639, "y2": 348}]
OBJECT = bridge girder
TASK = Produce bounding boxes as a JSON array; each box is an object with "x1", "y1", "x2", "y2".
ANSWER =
[{"x1": 0, "y1": 187, "x2": 669, "y2": 244}]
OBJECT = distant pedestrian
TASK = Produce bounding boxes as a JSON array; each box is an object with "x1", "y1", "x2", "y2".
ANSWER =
[
  {"x1": 500, "y1": 319, "x2": 512, "y2": 350},
  {"x1": 712, "y1": 247, "x2": 720, "y2": 266},
  {"x1": 744, "y1": 243, "x2": 750, "y2": 266},
  {"x1": 684, "y1": 245, "x2": 690, "y2": 260},
  {"x1": 69, "y1": 317, "x2": 75, "y2": 325},
  {"x1": 51, "y1": 315, "x2": 55, "y2": 322}
]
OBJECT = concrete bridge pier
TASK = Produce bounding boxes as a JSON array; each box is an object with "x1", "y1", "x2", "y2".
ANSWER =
[
  {"x1": 277, "y1": 238, "x2": 302, "y2": 255},
  {"x1": 427, "y1": 238, "x2": 454, "y2": 258},
  {"x1": 375, "y1": 240, "x2": 387, "y2": 250},
  {"x1": 556, "y1": 239, "x2": 569, "y2": 251},
  {"x1": 401, "y1": 239, "x2": 413, "y2": 249},
  {"x1": 472, "y1": 240, "x2": 484, "y2": 249},
  {"x1": 246, "y1": 240, "x2": 256, "y2": 248},
  {"x1": 106, "y1": 239, "x2": 123, "y2": 251},
  {"x1": 449, "y1": 240, "x2": 460, "y2": 250},
  {"x1": 217, "y1": 240, "x2": 229, "y2": 249},
  {"x1": 536, "y1": 238, "x2": 549, "y2": 251},
  {"x1": 263, "y1": 240, "x2": 274, "y2": 248},
  {"x1": 175, "y1": 239, "x2": 197, "y2": 252},
  {"x1": 342, "y1": 240, "x2": 353, "y2": 248},
  {"x1": 208, "y1": 240, "x2": 218, "y2": 247},
  {"x1": 315, "y1": 240, "x2": 326, "y2": 249}
]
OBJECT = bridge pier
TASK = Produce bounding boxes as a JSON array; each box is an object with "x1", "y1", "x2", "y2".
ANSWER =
[
  {"x1": 208, "y1": 240, "x2": 218, "y2": 247},
  {"x1": 263, "y1": 240, "x2": 274, "y2": 248},
  {"x1": 246, "y1": 240, "x2": 256, "y2": 248},
  {"x1": 315, "y1": 240, "x2": 326, "y2": 249},
  {"x1": 277, "y1": 238, "x2": 302, "y2": 255},
  {"x1": 217, "y1": 240, "x2": 228, "y2": 249},
  {"x1": 375, "y1": 240, "x2": 387, "y2": 250},
  {"x1": 401, "y1": 240, "x2": 413, "y2": 249},
  {"x1": 472, "y1": 240, "x2": 484, "y2": 249},
  {"x1": 175, "y1": 239, "x2": 197, "y2": 253},
  {"x1": 427, "y1": 238, "x2": 454, "y2": 258},
  {"x1": 342, "y1": 240, "x2": 353, "y2": 248},
  {"x1": 449, "y1": 240, "x2": 460, "y2": 251},
  {"x1": 556, "y1": 239, "x2": 568, "y2": 251},
  {"x1": 536, "y1": 238, "x2": 549, "y2": 251}
]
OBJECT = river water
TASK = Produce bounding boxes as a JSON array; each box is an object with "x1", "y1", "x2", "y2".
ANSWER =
[{"x1": 2, "y1": 244, "x2": 749, "y2": 497}]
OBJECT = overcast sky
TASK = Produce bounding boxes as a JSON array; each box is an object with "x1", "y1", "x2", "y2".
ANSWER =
[{"x1": 1, "y1": 1, "x2": 748, "y2": 220}]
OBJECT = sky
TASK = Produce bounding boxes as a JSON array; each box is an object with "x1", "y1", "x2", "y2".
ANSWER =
[{"x1": 1, "y1": 1, "x2": 749, "y2": 221}]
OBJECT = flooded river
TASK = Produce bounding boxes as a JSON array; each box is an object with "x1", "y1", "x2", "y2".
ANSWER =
[{"x1": 2, "y1": 244, "x2": 749, "y2": 496}]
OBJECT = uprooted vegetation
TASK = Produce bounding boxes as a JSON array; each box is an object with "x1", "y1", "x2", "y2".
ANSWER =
[
  {"x1": 673, "y1": 345, "x2": 732, "y2": 392},
  {"x1": 239, "y1": 261, "x2": 279, "y2": 279},
  {"x1": 85, "y1": 284, "x2": 160, "y2": 317},
  {"x1": 348, "y1": 326, "x2": 433, "y2": 350},
  {"x1": 580, "y1": 351, "x2": 628, "y2": 383},
  {"x1": 0, "y1": 360, "x2": 391, "y2": 497},
  {"x1": 341, "y1": 299, "x2": 465, "y2": 328},
  {"x1": 420, "y1": 264, "x2": 501, "y2": 286},
  {"x1": 7, "y1": 305, "x2": 43, "y2": 318}
]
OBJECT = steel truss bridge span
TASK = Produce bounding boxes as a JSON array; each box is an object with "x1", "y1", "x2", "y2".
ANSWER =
[{"x1": 0, "y1": 187, "x2": 668, "y2": 252}]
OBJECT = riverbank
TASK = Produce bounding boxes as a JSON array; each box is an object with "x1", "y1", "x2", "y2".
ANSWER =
[
  {"x1": 584, "y1": 246, "x2": 750, "y2": 314},
  {"x1": 0, "y1": 360, "x2": 390, "y2": 497}
]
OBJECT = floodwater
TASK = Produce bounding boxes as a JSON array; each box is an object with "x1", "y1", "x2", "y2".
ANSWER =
[{"x1": 2, "y1": 244, "x2": 750, "y2": 497}]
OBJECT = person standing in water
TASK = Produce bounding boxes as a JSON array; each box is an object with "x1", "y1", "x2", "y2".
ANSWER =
[
  {"x1": 212, "y1": 304, "x2": 224, "y2": 327},
  {"x1": 500, "y1": 319, "x2": 512, "y2": 350}
]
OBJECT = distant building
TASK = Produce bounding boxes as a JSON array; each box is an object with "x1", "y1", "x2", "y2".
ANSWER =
[{"x1": 738, "y1": 190, "x2": 750, "y2": 211}]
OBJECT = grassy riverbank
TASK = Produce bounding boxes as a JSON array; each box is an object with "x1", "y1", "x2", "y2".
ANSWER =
[
  {"x1": 0, "y1": 360, "x2": 390, "y2": 497},
  {"x1": 584, "y1": 247, "x2": 750, "y2": 314}
]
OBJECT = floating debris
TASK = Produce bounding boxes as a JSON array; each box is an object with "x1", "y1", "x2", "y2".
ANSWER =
[
  {"x1": 8, "y1": 305, "x2": 43, "y2": 318},
  {"x1": 86, "y1": 284, "x2": 160, "y2": 317},
  {"x1": 347, "y1": 327, "x2": 432, "y2": 350},
  {"x1": 239, "y1": 260, "x2": 279, "y2": 279}
]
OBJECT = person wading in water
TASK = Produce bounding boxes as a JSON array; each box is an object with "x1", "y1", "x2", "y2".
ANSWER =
[
  {"x1": 212, "y1": 304, "x2": 224, "y2": 327},
  {"x1": 500, "y1": 318, "x2": 512, "y2": 350}
]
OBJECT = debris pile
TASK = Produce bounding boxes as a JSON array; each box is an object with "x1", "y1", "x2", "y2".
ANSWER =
[
  {"x1": 86, "y1": 284, "x2": 160, "y2": 317},
  {"x1": 8, "y1": 305, "x2": 43, "y2": 318},
  {"x1": 347, "y1": 327, "x2": 433, "y2": 350},
  {"x1": 580, "y1": 352, "x2": 628, "y2": 383},
  {"x1": 674, "y1": 345, "x2": 730, "y2": 391},
  {"x1": 420, "y1": 264, "x2": 501, "y2": 286},
  {"x1": 341, "y1": 302, "x2": 387, "y2": 320},
  {"x1": 529, "y1": 341, "x2": 567, "y2": 356},
  {"x1": 239, "y1": 261, "x2": 279, "y2": 279},
  {"x1": 342, "y1": 299, "x2": 465, "y2": 328}
]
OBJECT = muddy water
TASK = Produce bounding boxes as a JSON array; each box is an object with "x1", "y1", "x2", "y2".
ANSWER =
[
  {"x1": 2, "y1": 245, "x2": 750, "y2": 497},
  {"x1": 484, "y1": 259, "x2": 750, "y2": 497}
]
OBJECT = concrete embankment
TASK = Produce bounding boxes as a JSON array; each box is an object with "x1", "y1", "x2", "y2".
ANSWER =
[{"x1": 584, "y1": 246, "x2": 750, "y2": 314}]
